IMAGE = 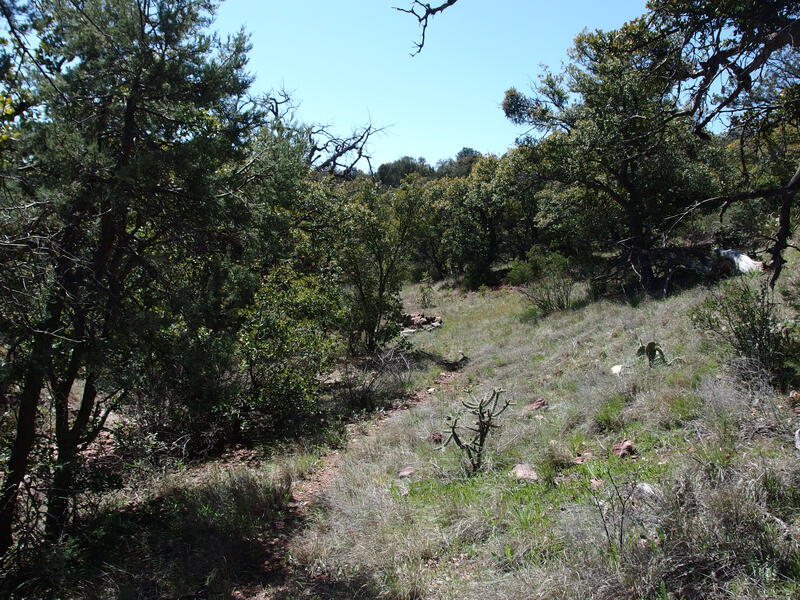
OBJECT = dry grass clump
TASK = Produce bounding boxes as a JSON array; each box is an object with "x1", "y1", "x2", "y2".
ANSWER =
[
  {"x1": 293, "y1": 272, "x2": 800, "y2": 599},
  {"x1": 535, "y1": 460, "x2": 800, "y2": 600}
]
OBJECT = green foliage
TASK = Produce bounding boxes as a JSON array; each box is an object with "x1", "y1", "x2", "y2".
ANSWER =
[
  {"x1": 502, "y1": 19, "x2": 723, "y2": 292},
  {"x1": 519, "y1": 248, "x2": 578, "y2": 316},
  {"x1": 0, "y1": 0, "x2": 354, "y2": 558},
  {"x1": 505, "y1": 260, "x2": 536, "y2": 285},
  {"x1": 416, "y1": 272, "x2": 437, "y2": 308},
  {"x1": 691, "y1": 277, "x2": 797, "y2": 379},
  {"x1": 333, "y1": 178, "x2": 421, "y2": 352},
  {"x1": 237, "y1": 267, "x2": 342, "y2": 439},
  {"x1": 434, "y1": 147, "x2": 481, "y2": 179},
  {"x1": 377, "y1": 155, "x2": 434, "y2": 187}
]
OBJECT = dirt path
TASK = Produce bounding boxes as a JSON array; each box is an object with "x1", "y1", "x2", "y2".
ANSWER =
[{"x1": 234, "y1": 370, "x2": 463, "y2": 599}]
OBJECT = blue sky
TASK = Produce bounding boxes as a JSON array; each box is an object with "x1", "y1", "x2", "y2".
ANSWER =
[{"x1": 214, "y1": 1, "x2": 648, "y2": 169}]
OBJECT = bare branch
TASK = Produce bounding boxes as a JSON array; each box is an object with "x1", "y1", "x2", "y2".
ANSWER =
[{"x1": 394, "y1": 0, "x2": 461, "y2": 56}]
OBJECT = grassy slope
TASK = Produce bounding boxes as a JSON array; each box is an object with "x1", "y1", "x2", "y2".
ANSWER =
[
  {"x1": 289, "y1": 278, "x2": 800, "y2": 599},
  {"x1": 27, "y1": 272, "x2": 799, "y2": 599}
]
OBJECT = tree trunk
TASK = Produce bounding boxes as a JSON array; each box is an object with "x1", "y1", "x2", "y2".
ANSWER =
[
  {"x1": 0, "y1": 315, "x2": 57, "y2": 557},
  {"x1": 45, "y1": 374, "x2": 98, "y2": 540}
]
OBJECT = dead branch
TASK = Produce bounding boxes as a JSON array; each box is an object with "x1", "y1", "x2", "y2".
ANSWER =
[{"x1": 394, "y1": 0, "x2": 461, "y2": 56}]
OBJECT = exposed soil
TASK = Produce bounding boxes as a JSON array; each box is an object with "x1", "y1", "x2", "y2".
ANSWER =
[{"x1": 234, "y1": 369, "x2": 464, "y2": 599}]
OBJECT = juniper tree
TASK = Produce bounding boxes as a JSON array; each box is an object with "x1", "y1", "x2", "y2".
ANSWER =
[{"x1": 0, "y1": 0, "x2": 272, "y2": 553}]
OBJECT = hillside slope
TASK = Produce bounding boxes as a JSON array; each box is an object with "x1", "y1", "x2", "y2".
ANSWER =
[{"x1": 287, "y1": 276, "x2": 800, "y2": 599}]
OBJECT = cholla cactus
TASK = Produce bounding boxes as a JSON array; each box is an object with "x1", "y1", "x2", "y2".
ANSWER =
[{"x1": 444, "y1": 388, "x2": 511, "y2": 475}]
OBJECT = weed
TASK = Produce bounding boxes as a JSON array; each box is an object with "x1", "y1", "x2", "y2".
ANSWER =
[
  {"x1": 593, "y1": 394, "x2": 628, "y2": 433},
  {"x1": 519, "y1": 250, "x2": 579, "y2": 317},
  {"x1": 417, "y1": 272, "x2": 437, "y2": 308}
]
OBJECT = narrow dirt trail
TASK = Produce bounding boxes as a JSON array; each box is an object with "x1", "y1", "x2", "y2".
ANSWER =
[
  {"x1": 291, "y1": 369, "x2": 462, "y2": 508},
  {"x1": 234, "y1": 370, "x2": 463, "y2": 600}
]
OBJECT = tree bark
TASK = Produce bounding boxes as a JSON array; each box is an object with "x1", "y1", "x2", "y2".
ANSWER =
[{"x1": 0, "y1": 307, "x2": 60, "y2": 557}]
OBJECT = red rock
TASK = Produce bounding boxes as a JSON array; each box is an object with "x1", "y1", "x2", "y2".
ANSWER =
[
  {"x1": 612, "y1": 439, "x2": 636, "y2": 458},
  {"x1": 525, "y1": 398, "x2": 549, "y2": 411},
  {"x1": 572, "y1": 451, "x2": 593, "y2": 465},
  {"x1": 427, "y1": 432, "x2": 444, "y2": 444}
]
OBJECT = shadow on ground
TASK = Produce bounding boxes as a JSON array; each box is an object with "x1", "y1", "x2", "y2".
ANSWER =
[{"x1": 3, "y1": 471, "x2": 387, "y2": 600}]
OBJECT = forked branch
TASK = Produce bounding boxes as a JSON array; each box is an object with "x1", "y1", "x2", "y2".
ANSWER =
[{"x1": 395, "y1": 0, "x2": 461, "y2": 55}]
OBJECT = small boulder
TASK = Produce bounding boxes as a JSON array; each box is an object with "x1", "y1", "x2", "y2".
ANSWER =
[
  {"x1": 612, "y1": 439, "x2": 636, "y2": 458},
  {"x1": 427, "y1": 431, "x2": 444, "y2": 445},
  {"x1": 398, "y1": 466, "x2": 415, "y2": 478},
  {"x1": 510, "y1": 463, "x2": 539, "y2": 482},
  {"x1": 571, "y1": 451, "x2": 592, "y2": 465},
  {"x1": 525, "y1": 398, "x2": 548, "y2": 411}
]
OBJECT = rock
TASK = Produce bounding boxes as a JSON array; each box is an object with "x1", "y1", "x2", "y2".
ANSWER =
[
  {"x1": 633, "y1": 482, "x2": 660, "y2": 500},
  {"x1": 571, "y1": 451, "x2": 592, "y2": 465},
  {"x1": 795, "y1": 429, "x2": 800, "y2": 452},
  {"x1": 612, "y1": 439, "x2": 636, "y2": 458},
  {"x1": 402, "y1": 312, "x2": 444, "y2": 333},
  {"x1": 398, "y1": 467, "x2": 415, "y2": 478},
  {"x1": 510, "y1": 463, "x2": 539, "y2": 482},
  {"x1": 427, "y1": 432, "x2": 444, "y2": 444},
  {"x1": 715, "y1": 248, "x2": 764, "y2": 274},
  {"x1": 525, "y1": 398, "x2": 548, "y2": 411}
]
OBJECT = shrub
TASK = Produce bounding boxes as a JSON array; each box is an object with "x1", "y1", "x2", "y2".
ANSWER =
[
  {"x1": 505, "y1": 260, "x2": 537, "y2": 285},
  {"x1": 519, "y1": 249, "x2": 578, "y2": 316},
  {"x1": 417, "y1": 272, "x2": 437, "y2": 308},
  {"x1": 691, "y1": 277, "x2": 797, "y2": 382}
]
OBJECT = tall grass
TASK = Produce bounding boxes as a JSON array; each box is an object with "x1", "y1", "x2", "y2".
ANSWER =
[{"x1": 292, "y1": 277, "x2": 800, "y2": 599}]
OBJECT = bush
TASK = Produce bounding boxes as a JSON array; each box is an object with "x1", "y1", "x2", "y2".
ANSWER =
[
  {"x1": 417, "y1": 272, "x2": 437, "y2": 308},
  {"x1": 505, "y1": 260, "x2": 537, "y2": 285},
  {"x1": 691, "y1": 277, "x2": 797, "y2": 382},
  {"x1": 519, "y1": 249, "x2": 578, "y2": 316}
]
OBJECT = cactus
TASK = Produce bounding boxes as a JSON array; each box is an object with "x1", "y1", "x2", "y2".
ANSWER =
[
  {"x1": 443, "y1": 388, "x2": 511, "y2": 475},
  {"x1": 636, "y1": 339, "x2": 680, "y2": 367}
]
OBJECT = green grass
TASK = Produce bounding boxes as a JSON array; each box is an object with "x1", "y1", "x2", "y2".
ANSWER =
[
  {"x1": 293, "y1": 275, "x2": 800, "y2": 599},
  {"x1": 27, "y1": 272, "x2": 800, "y2": 599}
]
